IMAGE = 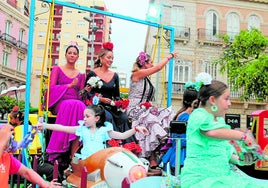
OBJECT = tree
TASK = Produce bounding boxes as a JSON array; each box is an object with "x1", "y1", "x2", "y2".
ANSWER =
[
  {"x1": 0, "y1": 96, "x2": 17, "y2": 119},
  {"x1": 214, "y1": 28, "x2": 268, "y2": 102},
  {"x1": 0, "y1": 96, "x2": 26, "y2": 120}
]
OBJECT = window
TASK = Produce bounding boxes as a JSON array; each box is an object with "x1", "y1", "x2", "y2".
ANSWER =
[
  {"x1": 5, "y1": 21, "x2": 12, "y2": 34},
  {"x1": 202, "y1": 60, "x2": 218, "y2": 79},
  {"x1": 65, "y1": 20, "x2": 72, "y2": 25},
  {"x1": 2, "y1": 52, "x2": 9, "y2": 66},
  {"x1": 56, "y1": 46, "x2": 60, "y2": 53},
  {"x1": 171, "y1": 6, "x2": 185, "y2": 33},
  {"x1": 0, "y1": 82, "x2": 8, "y2": 95},
  {"x1": 39, "y1": 19, "x2": 48, "y2": 25},
  {"x1": 37, "y1": 44, "x2": 44, "y2": 50},
  {"x1": 63, "y1": 33, "x2": 71, "y2": 38},
  {"x1": 17, "y1": 58, "x2": 23, "y2": 71},
  {"x1": 66, "y1": 8, "x2": 72, "y2": 13},
  {"x1": 54, "y1": 58, "x2": 59, "y2": 65},
  {"x1": 38, "y1": 32, "x2": 46, "y2": 37},
  {"x1": 36, "y1": 57, "x2": 43, "y2": 63},
  {"x1": 248, "y1": 15, "x2": 260, "y2": 30},
  {"x1": 55, "y1": 33, "x2": 60, "y2": 40},
  {"x1": 19, "y1": 28, "x2": 25, "y2": 42},
  {"x1": 227, "y1": 13, "x2": 240, "y2": 40},
  {"x1": 172, "y1": 59, "x2": 192, "y2": 82},
  {"x1": 206, "y1": 10, "x2": 219, "y2": 40},
  {"x1": 77, "y1": 20, "x2": 85, "y2": 27}
]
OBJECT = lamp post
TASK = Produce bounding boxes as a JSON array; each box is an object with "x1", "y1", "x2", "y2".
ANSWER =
[{"x1": 147, "y1": 3, "x2": 172, "y2": 105}]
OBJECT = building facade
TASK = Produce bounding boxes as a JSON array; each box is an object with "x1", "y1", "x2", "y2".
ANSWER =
[
  {"x1": 0, "y1": 0, "x2": 30, "y2": 101},
  {"x1": 145, "y1": 0, "x2": 268, "y2": 128}
]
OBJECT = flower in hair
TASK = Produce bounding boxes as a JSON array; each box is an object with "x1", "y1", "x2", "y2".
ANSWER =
[
  {"x1": 13, "y1": 106, "x2": 19, "y2": 112},
  {"x1": 139, "y1": 52, "x2": 148, "y2": 66},
  {"x1": 195, "y1": 72, "x2": 212, "y2": 86},
  {"x1": 184, "y1": 82, "x2": 196, "y2": 90},
  {"x1": 184, "y1": 82, "x2": 201, "y2": 91},
  {"x1": 102, "y1": 42, "x2": 114, "y2": 51},
  {"x1": 68, "y1": 41, "x2": 78, "y2": 47}
]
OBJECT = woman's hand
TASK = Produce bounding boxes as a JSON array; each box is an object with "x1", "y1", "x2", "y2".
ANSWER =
[
  {"x1": 170, "y1": 51, "x2": 178, "y2": 59},
  {"x1": 49, "y1": 179, "x2": 62, "y2": 187},
  {"x1": 84, "y1": 85, "x2": 92, "y2": 92},
  {"x1": 0, "y1": 124, "x2": 14, "y2": 154},
  {"x1": 242, "y1": 130, "x2": 257, "y2": 147},
  {"x1": 134, "y1": 126, "x2": 149, "y2": 135},
  {"x1": 100, "y1": 97, "x2": 112, "y2": 104},
  {"x1": 68, "y1": 78, "x2": 78, "y2": 88}
]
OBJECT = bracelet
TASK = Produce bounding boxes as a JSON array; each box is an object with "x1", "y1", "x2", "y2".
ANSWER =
[
  {"x1": 170, "y1": 53, "x2": 175, "y2": 58},
  {"x1": 241, "y1": 132, "x2": 247, "y2": 141},
  {"x1": 134, "y1": 126, "x2": 139, "y2": 132}
]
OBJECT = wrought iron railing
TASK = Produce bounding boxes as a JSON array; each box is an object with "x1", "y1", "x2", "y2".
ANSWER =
[
  {"x1": 1, "y1": 33, "x2": 17, "y2": 46},
  {"x1": 165, "y1": 81, "x2": 245, "y2": 99}
]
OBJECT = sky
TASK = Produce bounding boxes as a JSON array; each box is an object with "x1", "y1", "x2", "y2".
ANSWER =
[{"x1": 103, "y1": 0, "x2": 149, "y2": 86}]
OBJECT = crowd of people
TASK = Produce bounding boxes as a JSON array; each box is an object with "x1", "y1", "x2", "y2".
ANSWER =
[{"x1": 2, "y1": 40, "x2": 267, "y2": 187}]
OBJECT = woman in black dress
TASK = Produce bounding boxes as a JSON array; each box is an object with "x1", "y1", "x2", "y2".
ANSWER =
[{"x1": 84, "y1": 42, "x2": 135, "y2": 144}]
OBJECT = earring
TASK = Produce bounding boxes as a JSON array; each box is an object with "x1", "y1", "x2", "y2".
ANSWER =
[
  {"x1": 211, "y1": 105, "x2": 218, "y2": 112},
  {"x1": 99, "y1": 62, "x2": 102, "y2": 67}
]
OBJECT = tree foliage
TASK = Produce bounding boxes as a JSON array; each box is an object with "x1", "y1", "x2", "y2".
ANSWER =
[
  {"x1": 0, "y1": 96, "x2": 25, "y2": 120},
  {"x1": 214, "y1": 28, "x2": 268, "y2": 102}
]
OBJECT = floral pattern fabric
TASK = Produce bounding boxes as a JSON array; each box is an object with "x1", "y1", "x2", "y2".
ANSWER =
[{"x1": 127, "y1": 78, "x2": 174, "y2": 158}]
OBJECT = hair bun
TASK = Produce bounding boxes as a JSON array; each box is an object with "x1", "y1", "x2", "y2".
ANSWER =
[{"x1": 102, "y1": 42, "x2": 114, "y2": 51}]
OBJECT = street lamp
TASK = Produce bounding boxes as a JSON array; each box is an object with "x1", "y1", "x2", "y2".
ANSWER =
[{"x1": 146, "y1": 3, "x2": 162, "y2": 23}]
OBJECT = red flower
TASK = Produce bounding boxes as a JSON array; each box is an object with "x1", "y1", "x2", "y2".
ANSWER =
[
  {"x1": 85, "y1": 93, "x2": 100, "y2": 106},
  {"x1": 114, "y1": 99, "x2": 129, "y2": 109},
  {"x1": 13, "y1": 106, "x2": 19, "y2": 112},
  {"x1": 107, "y1": 139, "x2": 122, "y2": 147},
  {"x1": 123, "y1": 142, "x2": 142, "y2": 154},
  {"x1": 103, "y1": 42, "x2": 114, "y2": 51},
  {"x1": 85, "y1": 99, "x2": 92, "y2": 106},
  {"x1": 113, "y1": 99, "x2": 129, "y2": 112},
  {"x1": 139, "y1": 102, "x2": 152, "y2": 110}
]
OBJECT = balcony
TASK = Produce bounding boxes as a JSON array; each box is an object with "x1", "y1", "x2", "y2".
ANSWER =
[
  {"x1": 197, "y1": 28, "x2": 226, "y2": 46},
  {"x1": 165, "y1": 81, "x2": 247, "y2": 99},
  {"x1": 165, "y1": 26, "x2": 190, "y2": 43},
  {"x1": 1, "y1": 33, "x2": 17, "y2": 46},
  {"x1": 0, "y1": 64, "x2": 26, "y2": 82},
  {"x1": 17, "y1": 41, "x2": 28, "y2": 51}
]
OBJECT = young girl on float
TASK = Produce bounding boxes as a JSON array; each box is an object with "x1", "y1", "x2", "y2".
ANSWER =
[
  {"x1": 37, "y1": 104, "x2": 148, "y2": 160},
  {"x1": 181, "y1": 72, "x2": 268, "y2": 188}
]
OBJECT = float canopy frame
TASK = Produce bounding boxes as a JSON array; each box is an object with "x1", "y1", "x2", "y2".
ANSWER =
[{"x1": 24, "y1": 0, "x2": 175, "y2": 137}]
